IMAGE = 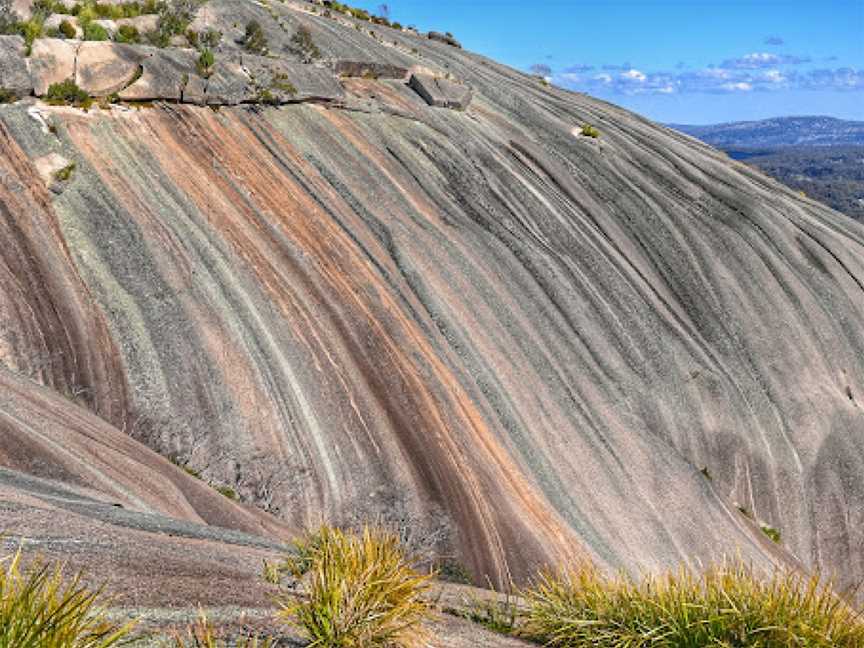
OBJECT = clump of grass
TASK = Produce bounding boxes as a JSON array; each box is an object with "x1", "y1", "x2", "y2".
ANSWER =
[
  {"x1": 169, "y1": 611, "x2": 274, "y2": 648},
  {"x1": 214, "y1": 484, "x2": 236, "y2": 500},
  {"x1": 53, "y1": 161, "x2": 76, "y2": 182},
  {"x1": 521, "y1": 560, "x2": 864, "y2": 647},
  {"x1": 761, "y1": 524, "x2": 782, "y2": 544},
  {"x1": 115, "y1": 24, "x2": 140, "y2": 43},
  {"x1": 0, "y1": 547, "x2": 134, "y2": 647},
  {"x1": 82, "y1": 21, "x2": 109, "y2": 41},
  {"x1": 462, "y1": 592, "x2": 520, "y2": 636},
  {"x1": 271, "y1": 525, "x2": 434, "y2": 648},
  {"x1": 581, "y1": 123, "x2": 600, "y2": 138}
]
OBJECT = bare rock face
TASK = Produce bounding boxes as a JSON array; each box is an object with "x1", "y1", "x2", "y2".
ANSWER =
[
  {"x1": 2, "y1": 0, "x2": 864, "y2": 600},
  {"x1": 116, "y1": 14, "x2": 159, "y2": 32},
  {"x1": 409, "y1": 73, "x2": 472, "y2": 110},
  {"x1": 242, "y1": 56, "x2": 344, "y2": 103},
  {"x1": 199, "y1": 62, "x2": 253, "y2": 105},
  {"x1": 119, "y1": 48, "x2": 196, "y2": 101},
  {"x1": 0, "y1": 36, "x2": 31, "y2": 98},
  {"x1": 29, "y1": 38, "x2": 78, "y2": 96},
  {"x1": 76, "y1": 42, "x2": 146, "y2": 96}
]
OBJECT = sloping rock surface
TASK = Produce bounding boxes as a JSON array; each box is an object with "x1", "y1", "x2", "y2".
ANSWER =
[
  {"x1": 0, "y1": 36, "x2": 30, "y2": 96},
  {"x1": 76, "y1": 41, "x2": 146, "y2": 96},
  {"x1": 1, "y1": 0, "x2": 863, "y2": 599},
  {"x1": 409, "y1": 73, "x2": 472, "y2": 109}
]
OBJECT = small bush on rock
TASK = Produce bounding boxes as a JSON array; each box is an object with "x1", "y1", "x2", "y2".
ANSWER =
[
  {"x1": 581, "y1": 123, "x2": 600, "y2": 138},
  {"x1": 45, "y1": 78, "x2": 92, "y2": 108},
  {"x1": 115, "y1": 24, "x2": 139, "y2": 43},
  {"x1": 270, "y1": 525, "x2": 434, "y2": 648},
  {"x1": 196, "y1": 47, "x2": 214, "y2": 77},
  {"x1": 287, "y1": 25, "x2": 320, "y2": 63},
  {"x1": 242, "y1": 20, "x2": 266, "y2": 54},
  {"x1": 82, "y1": 20, "x2": 108, "y2": 40},
  {"x1": 59, "y1": 18, "x2": 77, "y2": 38}
]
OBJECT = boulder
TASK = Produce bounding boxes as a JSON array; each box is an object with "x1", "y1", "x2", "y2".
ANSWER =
[
  {"x1": 116, "y1": 14, "x2": 160, "y2": 33},
  {"x1": 333, "y1": 60, "x2": 409, "y2": 81},
  {"x1": 44, "y1": 14, "x2": 83, "y2": 39},
  {"x1": 0, "y1": 36, "x2": 32, "y2": 99},
  {"x1": 242, "y1": 56, "x2": 344, "y2": 103},
  {"x1": 409, "y1": 73, "x2": 472, "y2": 110},
  {"x1": 427, "y1": 31, "x2": 461, "y2": 48},
  {"x1": 11, "y1": 0, "x2": 33, "y2": 20},
  {"x1": 76, "y1": 42, "x2": 147, "y2": 96},
  {"x1": 30, "y1": 38, "x2": 78, "y2": 97},
  {"x1": 119, "y1": 48, "x2": 196, "y2": 101}
]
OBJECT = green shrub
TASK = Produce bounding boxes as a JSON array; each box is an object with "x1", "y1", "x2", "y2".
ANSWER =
[
  {"x1": 82, "y1": 21, "x2": 108, "y2": 40},
  {"x1": 196, "y1": 47, "x2": 214, "y2": 77},
  {"x1": 287, "y1": 25, "x2": 319, "y2": 63},
  {"x1": 45, "y1": 79, "x2": 91, "y2": 108},
  {"x1": 53, "y1": 161, "x2": 76, "y2": 182},
  {"x1": 214, "y1": 483, "x2": 235, "y2": 500},
  {"x1": 17, "y1": 19, "x2": 44, "y2": 54},
  {"x1": 521, "y1": 560, "x2": 864, "y2": 647},
  {"x1": 115, "y1": 23, "x2": 139, "y2": 42},
  {"x1": 581, "y1": 123, "x2": 600, "y2": 138},
  {"x1": 0, "y1": 88, "x2": 18, "y2": 103},
  {"x1": 59, "y1": 19, "x2": 77, "y2": 38},
  {"x1": 0, "y1": 547, "x2": 134, "y2": 647},
  {"x1": 762, "y1": 525, "x2": 782, "y2": 543},
  {"x1": 242, "y1": 20, "x2": 266, "y2": 54},
  {"x1": 272, "y1": 525, "x2": 434, "y2": 648}
]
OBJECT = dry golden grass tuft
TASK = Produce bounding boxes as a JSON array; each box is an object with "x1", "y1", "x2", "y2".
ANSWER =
[
  {"x1": 521, "y1": 559, "x2": 864, "y2": 647},
  {"x1": 270, "y1": 525, "x2": 435, "y2": 647}
]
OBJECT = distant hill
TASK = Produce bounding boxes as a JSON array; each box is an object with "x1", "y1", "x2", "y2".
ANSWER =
[
  {"x1": 670, "y1": 116, "x2": 864, "y2": 148},
  {"x1": 669, "y1": 117, "x2": 864, "y2": 220}
]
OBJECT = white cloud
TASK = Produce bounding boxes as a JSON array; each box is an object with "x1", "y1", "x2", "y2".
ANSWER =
[
  {"x1": 621, "y1": 69, "x2": 646, "y2": 81},
  {"x1": 721, "y1": 82, "x2": 753, "y2": 91}
]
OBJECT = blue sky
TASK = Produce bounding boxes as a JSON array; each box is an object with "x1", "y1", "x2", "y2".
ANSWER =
[{"x1": 354, "y1": 0, "x2": 864, "y2": 124}]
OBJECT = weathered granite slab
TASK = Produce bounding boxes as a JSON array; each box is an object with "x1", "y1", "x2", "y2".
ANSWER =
[
  {"x1": 30, "y1": 38, "x2": 78, "y2": 96},
  {"x1": 202, "y1": 62, "x2": 253, "y2": 105},
  {"x1": 119, "y1": 48, "x2": 196, "y2": 101},
  {"x1": 76, "y1": 42, "x2": 147, "y2": 96},
  {"x1": 242, "y1": 55, "x2": 344, "y2": 103},
  {"x1": 0, "y1": 36, "x2": 31, "y2": 98},
  {"x1": 409, "y1": 73, "x2": 472, "y2": 110},
  {"x1": 116, "y1": 14, "x2": 159, "y2": 33},
  {"x1": 333, "y1": 60, "x2": 409, "y2": 80}
]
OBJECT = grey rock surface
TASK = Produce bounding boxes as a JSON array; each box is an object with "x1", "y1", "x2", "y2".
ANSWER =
[
  {"x1": 242, "y1": 55, "x2": 344, "y2": 102},
  {"x1": 409, "y1": 73, "x2": 472, "y2": 110},
  {"x1": 0, "y1": 36, "x2": 31, "y2": 97},
  {"x1": 116, "y1": 14, "x2": 160, "y2": 32},
  {"x1": 119, "y1": 48, "x2": 196, "y2": 101}
]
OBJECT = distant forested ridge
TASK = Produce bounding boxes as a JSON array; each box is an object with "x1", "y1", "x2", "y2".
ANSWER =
[{"x1": 671, "y1": 117, "x2": 864, "y2": 221}]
